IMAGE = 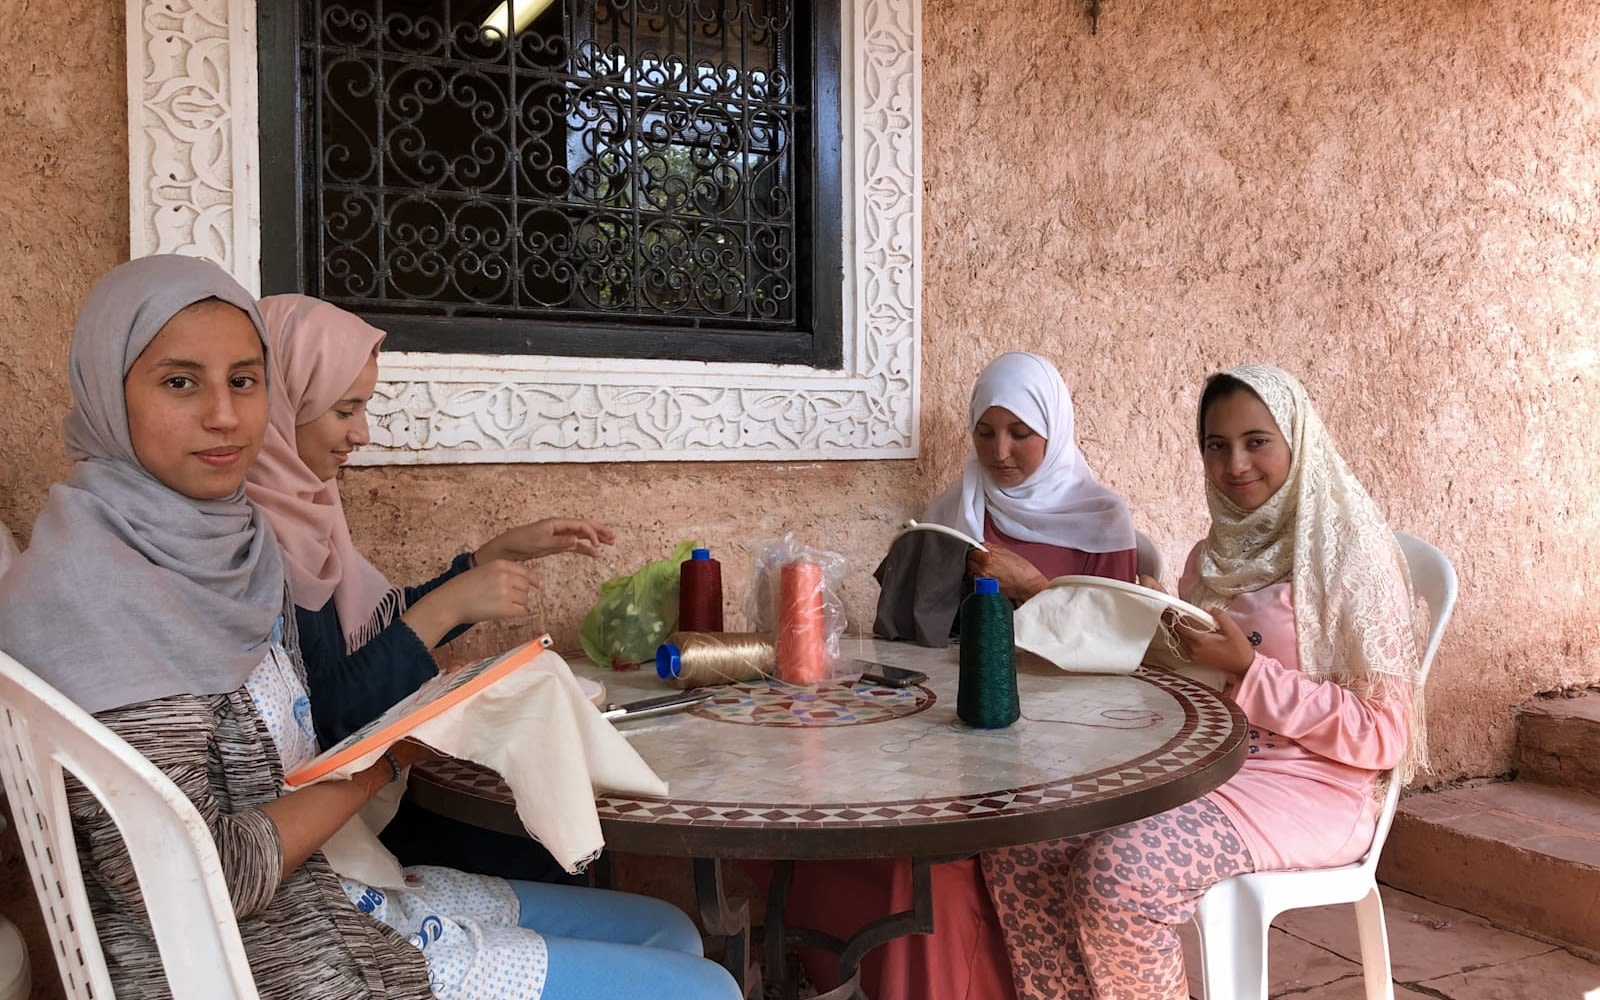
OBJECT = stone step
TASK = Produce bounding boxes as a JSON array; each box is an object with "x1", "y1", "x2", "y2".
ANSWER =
[
  {"x1": 1377, "y1": 780, "x2": 1600, "y2": 955},
  {"x1": 1516, "y1": 692, "x2": 1600, "y2": 794}
]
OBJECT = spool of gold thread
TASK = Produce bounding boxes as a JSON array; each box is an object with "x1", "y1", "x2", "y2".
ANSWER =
[{"x1": 655, "y1": 631, "x2": 777, "y2": 689}]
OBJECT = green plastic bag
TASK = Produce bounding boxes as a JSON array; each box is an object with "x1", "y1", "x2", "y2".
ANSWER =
[{"x1": 579, "y1": 540, "x2": 698, "y2": 669}]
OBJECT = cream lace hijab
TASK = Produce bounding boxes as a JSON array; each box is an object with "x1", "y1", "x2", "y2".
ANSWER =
[{"x1": 1186, "y1": 364, "x2": 1427, "y2": 782}]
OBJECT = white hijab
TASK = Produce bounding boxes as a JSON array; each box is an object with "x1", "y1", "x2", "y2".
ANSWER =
[
  {"x1": 924, "y1": 352, "x2": 1135, "y2": 553},
  {"x1": 1186, "y1": 363, "x2": 1426, "y2": 781}
]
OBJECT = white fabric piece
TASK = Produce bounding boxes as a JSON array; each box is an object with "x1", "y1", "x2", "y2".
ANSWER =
[
  {"x1": 1014, "y1": 579, "x2": 1232, "y2": 690},
  {"x1": 304, "y1": 649, "x2": 668, "y2": 874},
  {"x1": 922, "y1": 352, "x2": 1135, "y2": 554},
  {"x1": 1014, "y1": 585, "x2": 1164, "y2": 674},
  {"x1": 342, "y1": 867, "x2": 546, "y2": 1000}
]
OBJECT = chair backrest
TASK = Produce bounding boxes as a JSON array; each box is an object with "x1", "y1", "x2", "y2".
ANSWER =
[
  {"x1": 0, "y1": 650, "x2": 259, "y2": 999},
  {"x1": 1363, "y1": 532, "x2": 1458, "y2": 863},
  {"x1": 1135, "y1": 530, "x2": 1164, "y2": 583}
]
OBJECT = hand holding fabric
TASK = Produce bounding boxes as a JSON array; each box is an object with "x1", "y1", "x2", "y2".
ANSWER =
[
  {"x1": 1174, "y1": 607, "x2": 1255, "y2": 676},
  {"x1": 476, "y1": 518, "x2": 617, "y2": 562}
]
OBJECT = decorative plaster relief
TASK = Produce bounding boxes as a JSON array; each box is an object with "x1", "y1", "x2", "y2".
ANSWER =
[{"x1": 126, "y1": 0, "x2": 921, "y2": 463}]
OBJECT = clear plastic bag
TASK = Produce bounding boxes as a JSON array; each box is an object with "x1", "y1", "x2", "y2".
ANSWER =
[
  {"x1": 747, "y1": 534, "x2": 850, "y2": 683},
  {"x1": 579, "y1": 540, "x2": 698, "y2": 669}
]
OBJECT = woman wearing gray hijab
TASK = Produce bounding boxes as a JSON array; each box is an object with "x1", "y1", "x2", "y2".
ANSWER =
[
  {"x1": 0, "y1": 256, "x2": 739, "y2": 1000},
  {"x1": 0, "y1": 255, "x2": 436, "y2": 998}
]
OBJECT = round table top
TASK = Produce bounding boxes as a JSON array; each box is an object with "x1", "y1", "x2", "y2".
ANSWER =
[{"x1": 409, "y1": 637, "x2": 1247, "y2": 860}]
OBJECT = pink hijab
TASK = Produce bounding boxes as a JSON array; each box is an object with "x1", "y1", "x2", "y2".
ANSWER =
[{"x1": 245, "y1": 295, "x2": 398, "y2": 651}]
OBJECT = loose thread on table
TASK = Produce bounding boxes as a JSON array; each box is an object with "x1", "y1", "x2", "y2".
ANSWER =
[
  {"x1": 878, "y1": 709, "x2": 1167, "y2": 752},
  {"x1": 1019, "y1": 708, "x2": 1165, "y2": 731}
]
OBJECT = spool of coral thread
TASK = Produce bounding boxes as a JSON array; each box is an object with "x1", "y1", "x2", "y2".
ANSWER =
[
  {"x1": 677, "y1": 547, "x2": 724, "y2": 632},
  {"x1": 775, "y1": 559, "x2": 829, "y2": 685}
]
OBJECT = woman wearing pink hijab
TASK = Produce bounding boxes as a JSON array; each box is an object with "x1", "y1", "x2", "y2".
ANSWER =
[
  {"x1": 244, "y1": 295, "x2": 614, "y2": 749},
  {"x1": 243, "y1": 295, "x2": 625, "y2": 882}
]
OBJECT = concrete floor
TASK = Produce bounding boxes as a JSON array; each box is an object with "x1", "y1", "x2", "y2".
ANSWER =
[{"x1": 1189, "y1": 886, "x2": 1600, "y2": 1000}]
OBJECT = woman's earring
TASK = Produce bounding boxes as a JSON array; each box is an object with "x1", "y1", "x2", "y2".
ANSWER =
[{"x1": 1247, "y1": 631, "x2": 1262, "y2": 647}]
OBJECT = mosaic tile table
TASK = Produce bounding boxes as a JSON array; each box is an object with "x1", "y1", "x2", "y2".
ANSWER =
[{"x1": 409, "y1": 637, "x2": 1247, "y2": 999}]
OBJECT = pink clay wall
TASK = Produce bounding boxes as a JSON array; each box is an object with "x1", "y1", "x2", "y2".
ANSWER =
[{"x1": 3, "y1": 0, "x2": 1600, "y2": 790}]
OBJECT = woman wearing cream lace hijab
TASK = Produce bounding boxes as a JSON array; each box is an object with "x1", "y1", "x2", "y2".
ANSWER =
[{"x1": 981, "y1": 364, "x2": 1424, "y2": 1000}]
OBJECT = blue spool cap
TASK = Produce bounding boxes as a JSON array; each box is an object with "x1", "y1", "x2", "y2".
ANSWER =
[
  {"x1": 656, "y1": 642, "x2": 683, "y2": 679},
  {"x1": 691, "y1": 548, "x2": 711, "y2": 560},
  {"x1": 975, "y1": 576, "x2": 1000, "y2": 595}
]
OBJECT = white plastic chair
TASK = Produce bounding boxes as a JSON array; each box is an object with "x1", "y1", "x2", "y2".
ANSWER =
[
  {"x1": 1135, "y1": 530, "x2": 1164, "y2": 584},
  {"x1": 1189, "y1": 531, "x2": 1457, "y2": 1000},
  {"x1": 0, "y1": 649, "x2": 259, "y2": 999}
]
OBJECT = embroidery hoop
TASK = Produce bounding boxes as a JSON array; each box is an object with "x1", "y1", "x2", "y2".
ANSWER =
[
  {"x1": 1043, "y1": 575, "x2": 1219, "y2": 632},
  {"x1": 898, "y1": 518, "x2": 990, "y2": 553}
]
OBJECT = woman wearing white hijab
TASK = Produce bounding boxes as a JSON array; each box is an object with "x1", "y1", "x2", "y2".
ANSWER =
[
  {"x1": 982, "y1": 364, "x2": 1423, "y2": 1000},
  {"x1": 795, "y1": 353, "x2": 1143, "y2": 1000},
  {"x1": 924, "y1": 352, "x2": 1138, "y2": 598}
]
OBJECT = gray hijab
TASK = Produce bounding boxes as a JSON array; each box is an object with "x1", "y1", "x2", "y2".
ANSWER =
[{"x1": 0, "y1": 255, "x2": 286, "y2": 714}]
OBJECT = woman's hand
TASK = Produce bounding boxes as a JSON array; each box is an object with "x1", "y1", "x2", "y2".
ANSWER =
[
  {"x1": 384, "y1": 737, "x2": 441, "y2": 769},
  {"x1": 475, "y1": 518, "x2": 616, "y2": 563},
  {"x1": 400, "y1": 560, "x2": 539, "y2": 648},
  {"x1": 1137, "y1": 574, "x2": 1165, "y2": 593},
  {"x1": 967, "y1": 546, "x2": 1050, "y2": 602},
  {"x1": 1174, "y1": 607, "x2": 1257, "y2": 676}
]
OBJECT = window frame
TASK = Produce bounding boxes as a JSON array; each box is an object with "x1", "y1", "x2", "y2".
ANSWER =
[{"x1": 126, "y1": 0, "x2": 920, "y2": 464}]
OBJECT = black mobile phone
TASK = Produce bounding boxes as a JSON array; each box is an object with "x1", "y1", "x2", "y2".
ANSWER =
[{"x1": 857, "y1": 661, "x2": 929, "y2": 688}]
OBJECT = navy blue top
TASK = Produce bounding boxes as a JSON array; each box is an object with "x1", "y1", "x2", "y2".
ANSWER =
[{"x1": 297, "y1": 552, "x2": 474, "y2": 747}]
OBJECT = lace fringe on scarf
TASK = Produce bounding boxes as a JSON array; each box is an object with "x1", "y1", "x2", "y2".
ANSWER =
[{"x1": 345, "y1": 586, "x2": 410, "y2": 654}]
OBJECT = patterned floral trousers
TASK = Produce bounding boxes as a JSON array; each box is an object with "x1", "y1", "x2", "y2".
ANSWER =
[{"x1": 980, "y1": 797, "x2": 1254, "y2": 1000}]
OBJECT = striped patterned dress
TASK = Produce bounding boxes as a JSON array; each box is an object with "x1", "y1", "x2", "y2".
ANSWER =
[{"x1": 67, "y1": 672, "x2": 435, "y2": 998}]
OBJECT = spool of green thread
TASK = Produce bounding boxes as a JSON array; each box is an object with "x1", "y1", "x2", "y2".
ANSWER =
[{"x1": 957, "y1": 577, "x2": 1020, "y2": 728}]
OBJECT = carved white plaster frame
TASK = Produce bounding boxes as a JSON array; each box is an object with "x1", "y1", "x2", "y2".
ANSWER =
[{"x1": 127, "y1": 0, "x2": 920, "y2": 463}]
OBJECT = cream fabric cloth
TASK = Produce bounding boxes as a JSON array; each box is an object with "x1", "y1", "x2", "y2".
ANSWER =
[
  {"x1": 297, "y1": 649, "x2": 668, "y2": 882},
  {"x1": 1014, "y1": 585, "x2": 1165, "y2": 675},
  {"x1": 1187, "y1": 364, "x2": 1425, "y2": 781},
  {"x1": 1014, "y1": 580, "x2": 1226, "y2": 689}
]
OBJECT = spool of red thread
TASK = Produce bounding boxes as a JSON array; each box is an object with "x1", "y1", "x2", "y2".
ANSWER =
[
  {"x1": 775, "y1": 559, "x2": 828, "y2": 685},
  {"x1": 678, "y1": 547, "x2": 724, "y2": 632}
]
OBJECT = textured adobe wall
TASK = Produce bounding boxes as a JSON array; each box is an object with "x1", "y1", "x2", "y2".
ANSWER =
[
  {"x1": 909, "y1": 0, "x2": 1600, "y2": 781},
  {"x1": 2, "y1": 1, "x2": 1599, "y2": 796},
  {"x1": 0, "y1": 4, "x2": 129, "y2": 531}
]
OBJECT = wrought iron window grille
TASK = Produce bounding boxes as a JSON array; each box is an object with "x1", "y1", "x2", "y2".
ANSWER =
[{"x1": 260, "y1": 0, "x2": 842, "y2": 365}]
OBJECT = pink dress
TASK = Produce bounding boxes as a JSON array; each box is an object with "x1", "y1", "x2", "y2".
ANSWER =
[
  {"x1": 1178, "y1": 545, "x2": 1412, "y2": 869},
  {"x1": 768, "y1": 539, "x2": 1136, "y2": 1000},
  {"x1": 976, "y1": 546, "x2": 1415, "y2": 998}
]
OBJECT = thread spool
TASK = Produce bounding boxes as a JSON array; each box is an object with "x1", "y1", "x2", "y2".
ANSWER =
[
  {"x1": 775, "y1": 559, "x2": 829, "y2": 685},
  {"x1": 656, "y1": 631, "x2": 776, "y2": 689},
  {"x1": 677, "y1": 547, "x2": 724, "y2": 632},
  {"x1": 957, "y1": 577, "x2": 1019, "y2": 728}
]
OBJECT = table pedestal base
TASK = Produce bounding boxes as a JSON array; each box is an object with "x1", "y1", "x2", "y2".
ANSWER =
[
  {"x1": 692, "y1": 857, "x2": 944, "y2": 1000},
  {"x1": 694, "y1": 857, "x2": 764, "y2": 1000}
]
